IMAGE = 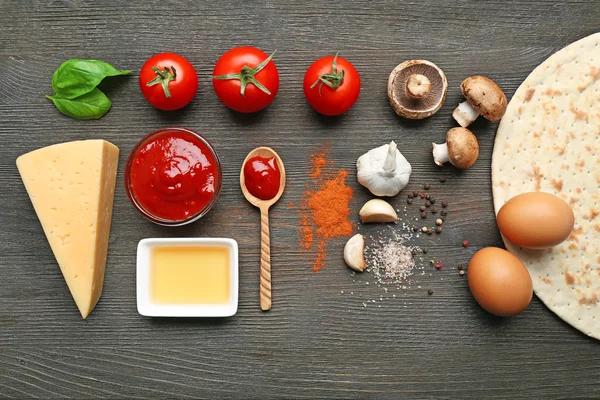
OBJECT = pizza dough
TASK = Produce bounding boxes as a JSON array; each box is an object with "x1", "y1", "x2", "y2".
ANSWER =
[{"x1": 492, "y1": 33, "x2": 600, "y2": 339}]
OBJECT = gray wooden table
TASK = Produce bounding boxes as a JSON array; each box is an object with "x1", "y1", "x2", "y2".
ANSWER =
[{"x1": 1, "y1": 1, "x2": 599, "y2": 398}]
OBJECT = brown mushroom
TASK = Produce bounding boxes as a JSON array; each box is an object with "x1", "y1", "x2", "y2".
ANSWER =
[
  {"x1": 388, "y1": 60, "x2": 448, "y2": 119},
  {"x1": 432, "y1": 127, "x2": 479, "y2": 169},
  {"x1": 452, "y1": 76, "x2": 507, "y2": 127}
]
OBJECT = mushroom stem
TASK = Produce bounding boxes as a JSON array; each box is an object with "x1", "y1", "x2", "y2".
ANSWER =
[
  {"x1": 406, "y1": 74, "x2": 431, "y2": 98},
  {"x1": 452, "y1": 101, "x2": 480, "y2": 127},
  {"x1": 383, "y1": 141, "x2": 397, "y2": 173},
  {"x1": 432, "y1": 142, "x2": 450, "y2": 166}
]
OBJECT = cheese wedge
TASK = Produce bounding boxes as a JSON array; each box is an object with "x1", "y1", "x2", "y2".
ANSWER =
[{"x1": 16, "y1": 140, "x2": 119, "y2": 318}]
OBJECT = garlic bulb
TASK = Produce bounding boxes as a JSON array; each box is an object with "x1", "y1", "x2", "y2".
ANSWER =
[{"x1": 356, "y1": 141, "x2": 411, "y2": 197}]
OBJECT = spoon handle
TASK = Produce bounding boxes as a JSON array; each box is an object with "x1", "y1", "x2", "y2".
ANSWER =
[{"x1": 259, "y1": 206, "x2": 272, "y2": 311}]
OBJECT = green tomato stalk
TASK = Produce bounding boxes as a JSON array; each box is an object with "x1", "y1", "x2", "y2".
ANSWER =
[{"x1": 212, "y1": 51, "x2": 277, "y2": 97}]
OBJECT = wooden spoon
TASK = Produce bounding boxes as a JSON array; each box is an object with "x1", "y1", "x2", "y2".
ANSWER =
[{"x1": 240, "y1": 147, "x2": 286, "y2": 311}]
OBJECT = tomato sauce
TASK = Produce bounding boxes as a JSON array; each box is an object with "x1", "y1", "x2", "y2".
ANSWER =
[
  {"x1": 243, "y1": 156, "x2": 281, "y2": 200},
  {"x1": 128, "y1": 130, "x2": 219, "y2": 221}
]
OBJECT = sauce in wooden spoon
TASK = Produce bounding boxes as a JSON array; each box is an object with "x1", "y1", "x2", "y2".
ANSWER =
[{"x1": 240, "y1": 147, "x2": 286, "y2": 311}]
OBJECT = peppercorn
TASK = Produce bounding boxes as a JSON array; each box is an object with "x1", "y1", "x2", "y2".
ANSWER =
[
  {"x1": 427, "y1": 289, "x2": 433, "y2": 295},
  {"x1": 422, "y1": 248, "x2": 428, "y2": 254},
  {"x1": 457, "y1": 264, "x2": 464, "y2": 270},
  {"x1": 412, "y1": 225, "x2": 418, "y2": 232},
  {"x1": 459, "y1": 270, "x2": 465, "y2": 276},
  {"x1": 424, "y1": 183, "x2": 430, "y2": 190},
  {"x1": 421, "y1": 212, "x2": 427, "y2": 218},
  {"x1": 412, "y1": 250, "x2": 417, "y2": 256},
  {"x1": 462, "y1": 240, "x2": 469, "y2": 247},
  {"x1": 441, "y1": 210, "x2": 447, "y2": 216},
  {"x1": 421, "y1": 227, "x2": 428, "y2": 233},
  {"x1": 413, "y1": 190, "x2": 419, "y2": 197},
  {"x1": 431, "y1": 207, "x2": 437, "y2": 214},
  {"x1": 419, "y1": 192, "x2": 426, "y2": 199},
  {"x1": 430, "y1": 197, "x2": 435, "y2": 204},
  {"x1": 407, "y1": 198, "x2": 413, "y2": 205},
  {"x1": 427, "y1": 228, "x2": 433, "y2": 235},
  {"x1": 441, "y1": 200, "x2": 449, "y2": 208},
  {"x1": 440, "y1": 176, "x2": 446, "y2": 183},
  {"x1": 435, "y1": 264, "x2": 442, "y2": 269},
  {"x1": 425, "y1": 194, "x2": 431, "y2": 200},
  {"x1": 435, "y1": 218, "x2": 443, "y2": 226},
  {"x1": 435, "y1": 226, "x2": 442, "y2": 234},
  {"x1": 425, "y1": 201, "x2": 431, "y2": 207},
  {"x1": 408, "y1": 193, "x2": 414, "y2": 199},
  {"x1": 419, "y1": 205, "x2": 426, "y2": 212}
]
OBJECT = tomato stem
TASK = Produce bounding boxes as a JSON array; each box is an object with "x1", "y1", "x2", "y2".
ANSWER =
[
  {"x1": 311, "y1": 53, "x2": 345, "y2": 96},
  {"x1": 147, "y1": 66, "x2": 177, "y2": 98},
  {"x1": 212, "y1": 50, "x2": 276, "y2": 97}
]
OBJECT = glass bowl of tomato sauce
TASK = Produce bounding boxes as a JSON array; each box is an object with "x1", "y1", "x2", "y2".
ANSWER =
[{"x1": 125, "y1": 127, "x2": 222, "y2": 226}]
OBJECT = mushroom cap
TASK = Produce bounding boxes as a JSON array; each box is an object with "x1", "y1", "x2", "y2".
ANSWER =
[
  {"x1": 387, "y1": 60, "x2": 448, "y2": 119},
  {"x1": 460, "y1": 76, "x2": 507, "y2": 121},
  {"x1": 446, "y1": 127, "x2": 479, "y2": 169}
]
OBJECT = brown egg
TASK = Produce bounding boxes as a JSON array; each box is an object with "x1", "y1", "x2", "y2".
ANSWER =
[
  {"x1": 497, "y1": 192, "x2": 574, "y2": 249},
  {"x1": 467, "y1": 247, "x2": 533, "y2": 317}
]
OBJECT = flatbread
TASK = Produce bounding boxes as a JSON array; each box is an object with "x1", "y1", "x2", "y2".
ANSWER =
[{"x1": 492, "y1": 33, "x2": 600, "y2": 339}]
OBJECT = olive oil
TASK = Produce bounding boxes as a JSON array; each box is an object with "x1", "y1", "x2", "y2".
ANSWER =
[{"x1": 150, "y1": 246, "x2": 230, "y2": 304}]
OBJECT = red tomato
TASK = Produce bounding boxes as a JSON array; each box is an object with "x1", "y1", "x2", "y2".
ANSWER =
[
  {"x1": 139, "y1": 52, "x2": 198, "y2": 111},
  {"x1": 212, "y1": 47, "x2": 279, "y2": 113},
  {"x1": 303, "y1": 54, "x2": 360, "y2": 116}
]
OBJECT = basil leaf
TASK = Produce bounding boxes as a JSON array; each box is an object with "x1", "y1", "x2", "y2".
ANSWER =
[
  {"x1": 51, "y1": 59, "x2": 131, "y2": 99},
  {"x1": 45, "y1": 88, "x2": 112, "y2": 120}
]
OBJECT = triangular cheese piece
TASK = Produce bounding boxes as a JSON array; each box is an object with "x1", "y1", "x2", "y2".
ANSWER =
[{"x1": 16, "y1": 140, "x2": 119, "y2": 318}]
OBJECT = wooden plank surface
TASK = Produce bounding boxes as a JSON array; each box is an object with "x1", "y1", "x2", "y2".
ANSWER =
[{"x1": 1, "y1": 0, "x2": 599, "y2": 398}]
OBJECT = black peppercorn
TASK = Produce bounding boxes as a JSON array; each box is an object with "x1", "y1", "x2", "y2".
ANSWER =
[
  {"x1": 441, "y1": 200, "x2": 449, "y2": 208},
  {"x1": 428, "y1": 289, "x2": 433, "y2": 295},
  {"x1": 421, "y1": 212, "x2": 427, "y2": 218},
  {"x1": 425, "y1": 201, "x2": 431, "y2": 207},
  {"x1": 427, "y1": 228, "x2": 433, "y2": 235},
  {"x1": 408, "y1": 193, "x2": 414, "y2": 199},
  {"x1": 422, "y1": 248, "x2": 428, "y2": 254},
  {"x1": 424, "y1": 183, "x2": 430, "y2": 190},
  {"x1": 412, "y1": 225, "x2": 418, "y2": 232},
  {"x1": 440, "y1": 176, "x2": 446, "y2": 183},
  {"x1": 419, "y1": 205, "x2": 426, "y2": 212},
  {"x1": 435, "y1": 226, "x2": 442, "y2": 234},
  {"x1": 431, "y1": 207, "x2": 437, "y2": 214},
  {"x1": 441, "y1": 210, "x2": 447, "y2": 216},
  {"x1": 457, "y1": 264, "x2": 464, "y2": 270},
  {"x1": 430, "y1": 197, "x2": 435, "y2": 204},
  {"x1": 407, "y1": 198, "x2": 413, "y2": 205},
  {"x1": 425, "y1": 194, "x2": 431, "y2": 200}
]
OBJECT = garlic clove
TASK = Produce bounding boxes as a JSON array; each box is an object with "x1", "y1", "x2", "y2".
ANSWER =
[
  {"x1": 359, "y1": 199, "x2": 398, "y2": 223},
  {"x1": 344, "y1": 233, "x2": 366, "y2": 272}
]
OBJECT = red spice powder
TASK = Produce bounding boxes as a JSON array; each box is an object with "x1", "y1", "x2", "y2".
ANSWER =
[
  {"x1": 299, "y1": 213, "x2": 313, "y2": 250},
  {"x1": 308, "y1": 170, "x2": 353, "y2": 240},
  {"x1": 299, "y1": 145, "x2": 354, "y2": 272},
  {"x1": 309, "y1": 145, "x2": 329, "y2": 178}
]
